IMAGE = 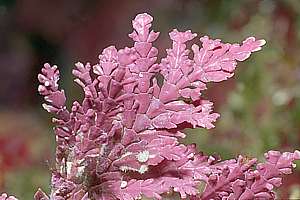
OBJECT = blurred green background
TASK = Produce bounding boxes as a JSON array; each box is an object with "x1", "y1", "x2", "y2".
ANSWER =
[{"x1": 0, "y1": 0, "x2": 299, "y2": 199}]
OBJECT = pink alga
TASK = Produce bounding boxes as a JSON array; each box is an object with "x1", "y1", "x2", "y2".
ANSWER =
[{"x1": 33, "y1": 13, "x2": 299, "y2": 200}]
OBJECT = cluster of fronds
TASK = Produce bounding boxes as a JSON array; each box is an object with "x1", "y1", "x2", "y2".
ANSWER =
[{"x1": 5, "y1": 13, "x2": 298, "y2": 200}]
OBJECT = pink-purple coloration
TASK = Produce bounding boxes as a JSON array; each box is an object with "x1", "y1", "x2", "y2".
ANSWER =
[
  {"x1": 31, "y1": 13, "x2": 299, "y2": 200},
  {"x1": 0, "y1": 193, "x2": 18, "y2": 200}
]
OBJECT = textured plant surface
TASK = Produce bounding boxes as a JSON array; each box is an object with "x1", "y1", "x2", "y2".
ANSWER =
[
  {"x1": 0, "y1": 193, "x2": 18, "y2": 200},
  {"x1": 29, "y1": 13, "x2": 300, "y2": 200}
]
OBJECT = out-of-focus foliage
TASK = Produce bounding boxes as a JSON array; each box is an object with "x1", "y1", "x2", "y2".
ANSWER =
[
  {"x1": 0, "y1": 112, "x2": 52, "y2": 199},
  {"x1": 289, "y1": 184, "x2": 300, "y2": 199},
  {"x1": 0, "y1": 0, "x2": 299, "y2": 199}
]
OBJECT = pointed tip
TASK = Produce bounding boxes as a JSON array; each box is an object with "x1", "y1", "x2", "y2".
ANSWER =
[
  {"x1": 294, "y1": 150, "x2": 300, "y2": 159},
  {"x1": 259, "y1": 39, "x2": 267, "y2": 46},
  {"x1": 134, "y1": 13, "x2": 153, "y2": 23}
]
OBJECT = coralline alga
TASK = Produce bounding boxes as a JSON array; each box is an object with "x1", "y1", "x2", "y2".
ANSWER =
[{"x1": 4, "y1": 13, "x2": 299, "y2": 200}]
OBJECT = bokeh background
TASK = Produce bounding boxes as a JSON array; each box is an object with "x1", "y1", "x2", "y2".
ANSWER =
[{"x1": 0, "y1": 0, "x2": 300, "y2": 199}]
